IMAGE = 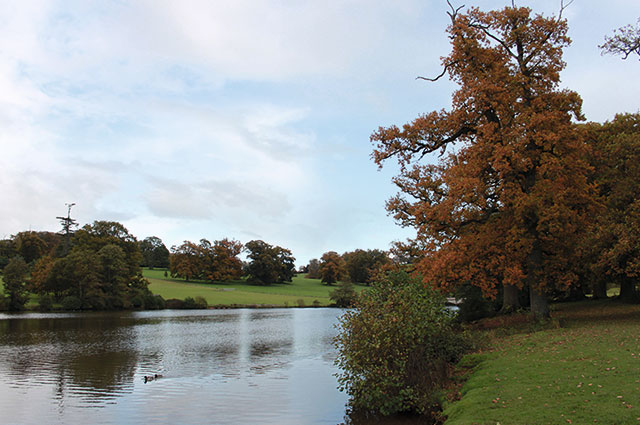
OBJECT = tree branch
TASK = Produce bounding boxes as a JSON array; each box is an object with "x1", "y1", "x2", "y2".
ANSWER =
[
  {"x1": 416, "y1": 61, "x2": 458, "y2": 82},
  {"x1": 446, "y1": 0, "x2": 465, "y2": 24}
]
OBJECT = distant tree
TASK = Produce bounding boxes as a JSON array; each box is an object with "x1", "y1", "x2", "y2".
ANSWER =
[
  {"x1": 97, "y1": 244, "x2": 129, "y2": 302},
  {"x1": 169, "y1": 241, "x2": 202, "y2": 281},
  {"x1": 329, "y1": 281, "x2": 357, "y2": 307},
  {"x1": 2, "y1": 256, "x2": 29, "y2": 311},
  {"x1": 343, "y1": 249, "x2": 391, "y2": 284},
  {"x1": 245, "y1": 240, "x2": 296, "y2": 284},
  {"x1": 35, "y1": 221, "x2": 152, "y2": 310},
  {"x1": 203, "y1": 238, "x2": 244, "y2": 282},
  {"x1": 13, "y1": 231, "x2": 48, "y2": 264},
  {"x1": 56, "y1": 203, "x2": 78, "y2": 255},
  {"x1": 139, "y1": 236, "x2": 170, "y2": 269},
  {"x1": 0, "y1": 239, "x2": 16, "y2": 270},
  {"x1": 30, "y1": 255, "x2": 55, "y2": 293},
  {"x1": 72, "y1": 221, "x2": 142, "y2": 277},
  {"x1": 600, "y1": 18, "x2": 640, "y2": 60},
  {"x1": 319, "y1": 251, "x2": 346, "y2": 285},
  {"x1": 307, "y1": 258, "x2": 321, "y2": 279}
]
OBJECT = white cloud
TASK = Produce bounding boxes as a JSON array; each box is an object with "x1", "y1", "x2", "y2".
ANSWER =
[{"x1": 1, "y1": 0, "x2": 639, "y2": 266}]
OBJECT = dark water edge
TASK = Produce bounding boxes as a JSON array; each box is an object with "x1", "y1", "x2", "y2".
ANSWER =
[{"x1": 0, "y1": 308, "x2": 435, "y2": 425}]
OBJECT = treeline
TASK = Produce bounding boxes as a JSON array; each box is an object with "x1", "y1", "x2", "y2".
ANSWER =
[
  {"x1": 303, "y1": 249, "x2": 390, "y2": 286},
  {"x1": 0, "y1": 221, "x2": 162, "y2": 311},
  {"x1": 168, "y1": 238, "x2": 295, "y2": 285}
]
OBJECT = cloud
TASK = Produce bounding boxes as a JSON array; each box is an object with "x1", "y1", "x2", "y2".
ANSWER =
[{"x1": 145, "y1": 177, "x2": 291, "y2": 221}]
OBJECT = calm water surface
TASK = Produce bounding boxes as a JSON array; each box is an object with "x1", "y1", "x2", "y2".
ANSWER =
[
  {"x1": 0, "y1": 308, "x2": 350, "y2": 425},
  {"x1": 0, "y1": 308, "x2": 434, "y2": 425}
]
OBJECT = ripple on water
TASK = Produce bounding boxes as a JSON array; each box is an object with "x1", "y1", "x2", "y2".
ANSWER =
[{"x1": 0, "y1": 308, "x2": 350, "y2": 425}]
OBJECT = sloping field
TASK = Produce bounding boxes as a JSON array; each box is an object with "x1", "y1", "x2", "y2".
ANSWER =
[{"x1": 145, "y1": 269, "x2": 364, "y2": 307}]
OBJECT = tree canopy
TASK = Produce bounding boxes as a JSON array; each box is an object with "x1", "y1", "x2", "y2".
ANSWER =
[
  {"x1": 29, "y1": 221, "x2": 154, "y2": 310},
  {"x1": 581, "y1": 113, "x2": 640, "y2": 301},
  {"x1": 244, "y1": 240, "x2": 296, "y2": 285},
  {"x1": 371, "y1": 4, "x2": 595, "y2": 318},
  {"x1": 169, "y1": 238, "x2": 243, "y2": 282},
  {"x1": 600, "y1": 18, "x2": 640, "y2": 60},
  {"x1": 139, "y1": 236, "x2": 170, "y2": 269},
  {"x1": 343, "y1": 249, "x2": 390, "y2": 284},
  {"x1": 319, "y1": 251, "x2": 347, "y2": 285}
]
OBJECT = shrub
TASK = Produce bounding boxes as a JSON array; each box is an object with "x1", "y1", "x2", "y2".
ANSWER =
[
  {"x1": 334, "y1": 271, "x2": 469, "y2": 418},
  {"x1": 296, "y1": 298, "x2": 305, "y2": 307},
  {"x1": 61, "y1": 295, "x2": 82, "y2": 311},
  {"x1": 194, "y1": 296, "x2": 208, "y2": 309},
  {"x1": 164, "y1": 296, "x2": 205, "y2": 309},
  {"x1": 165, "y1": 298, "x2": 185, "y2": 309},
  {"x1": 329, "y1": 281, "x2": 357, "y2": 307},
  {"x1": 183, "y1": 297, "x2": 197, "y2": 309},
  {"x1": 143, "y1": 294, "x2": 165, "y2": 310}
]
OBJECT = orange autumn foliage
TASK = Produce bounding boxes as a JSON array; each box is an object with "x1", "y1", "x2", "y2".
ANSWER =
[{"x1": 371, "y1": 5, "x2": 596, "y2": 316}]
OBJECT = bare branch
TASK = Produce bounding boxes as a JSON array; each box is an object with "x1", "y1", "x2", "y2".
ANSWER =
[
  {"x1": 600, "y1": 18, "x2": 640, "y2": 60},
  {"x1": 416, "y1": 61, "x2": 457, "y2": 82},
  {"x1": 558, "y1": 0, "x2": 574, "y2": 21},
  {"x1": 446, "y1": 0, "x2": 465, "y2": 24}
]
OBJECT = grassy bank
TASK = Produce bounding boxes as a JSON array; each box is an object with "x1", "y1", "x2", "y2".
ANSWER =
[
  {"x1": 144, "y1": 269, "x2": 365, "y2": 307},
  {"x1": 444, "y1": 300, "x2": 640, "y2": 424}
]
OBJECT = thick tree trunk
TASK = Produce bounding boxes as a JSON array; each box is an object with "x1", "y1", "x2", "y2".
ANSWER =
[
  {"x1": 619, "y1": 278, "x2": 638, "y2": 302},
  {"x1": 502, "y1": 284, "x2": 521, "y2": 313},
  {"x1": 526, "y1": 239, "x2": 549, "y2": 319},
  {"x1": 530, "y1": 285, "x2": 550, "y2": 319},
  {"x1": 592, "y1": 280, "x2": 608, "y2": 299}
]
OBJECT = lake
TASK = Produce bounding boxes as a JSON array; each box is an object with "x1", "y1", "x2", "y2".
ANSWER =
[
  {"x1": 0, "y1": 308, "x2": 357, "y2": 424},
  {"x1": 0, "y1": 308, "x2": 440, "y2": 425}
]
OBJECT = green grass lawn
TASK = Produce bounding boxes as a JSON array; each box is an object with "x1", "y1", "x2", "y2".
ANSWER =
[
  {"x1": 144, "y1": 269, "x2": 366, "y2": 307},
  {"x1": 444, "y1": 300, "x2": 640, "y2": 424}
]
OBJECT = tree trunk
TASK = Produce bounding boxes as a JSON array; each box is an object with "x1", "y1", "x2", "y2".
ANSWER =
[
  {"x1": 526, "y1": 240, "x2": 549, "y2": 319},
  {"x1": 502, "y1": 284, "x2": 521, "y2": 313},
  {"x1": 619, "y1": 278, "x2": 638, "y2": 302},
  {"x1": 530, "y1": 285, "x2": 550, "y2": 319},
  {"x1": 592, "y1": 280, "x2": 608, "y2": 299}
]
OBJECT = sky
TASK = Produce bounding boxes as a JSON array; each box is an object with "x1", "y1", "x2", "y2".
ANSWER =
[{"x1": 1, "y1": 0, "x2": 639, "y2": 267}]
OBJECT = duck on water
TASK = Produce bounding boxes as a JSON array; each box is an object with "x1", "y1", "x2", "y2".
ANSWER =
[{"x1": 144, "y1": 374, "x2": 163, "y2": 383}]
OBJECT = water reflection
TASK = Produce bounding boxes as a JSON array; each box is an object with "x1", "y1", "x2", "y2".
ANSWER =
[
  {"x1": 0, "y1": 309, "x2": 351, "y2": 425},
  {"x1": 0, "y1": 309, "x2": 436, "y2": 425}
]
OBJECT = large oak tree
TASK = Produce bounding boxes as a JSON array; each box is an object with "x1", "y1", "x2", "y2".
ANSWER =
[{"x1": 372, "y1": 4, "x2": 595, "y2": 318}]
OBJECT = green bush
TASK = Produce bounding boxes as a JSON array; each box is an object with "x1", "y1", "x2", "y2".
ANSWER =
[
  {"x1": 143, "y1": 294, "x2": 165, "y2": 310},
  {"x1": 61, "y1": 295, "x2": 82, "y2": 311},
  {"x1": 183, "y1": 297, "x2": 197, "y2": 309},
  {"x1": 194, "y1": 296, "x2": 208, "y2": 309},
  {"x1": 329, "y1": 281, "x2": 357, "y2": 307},
  {"x1": 334, "y1": 271, "x2": 469, "y2": 418}
]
